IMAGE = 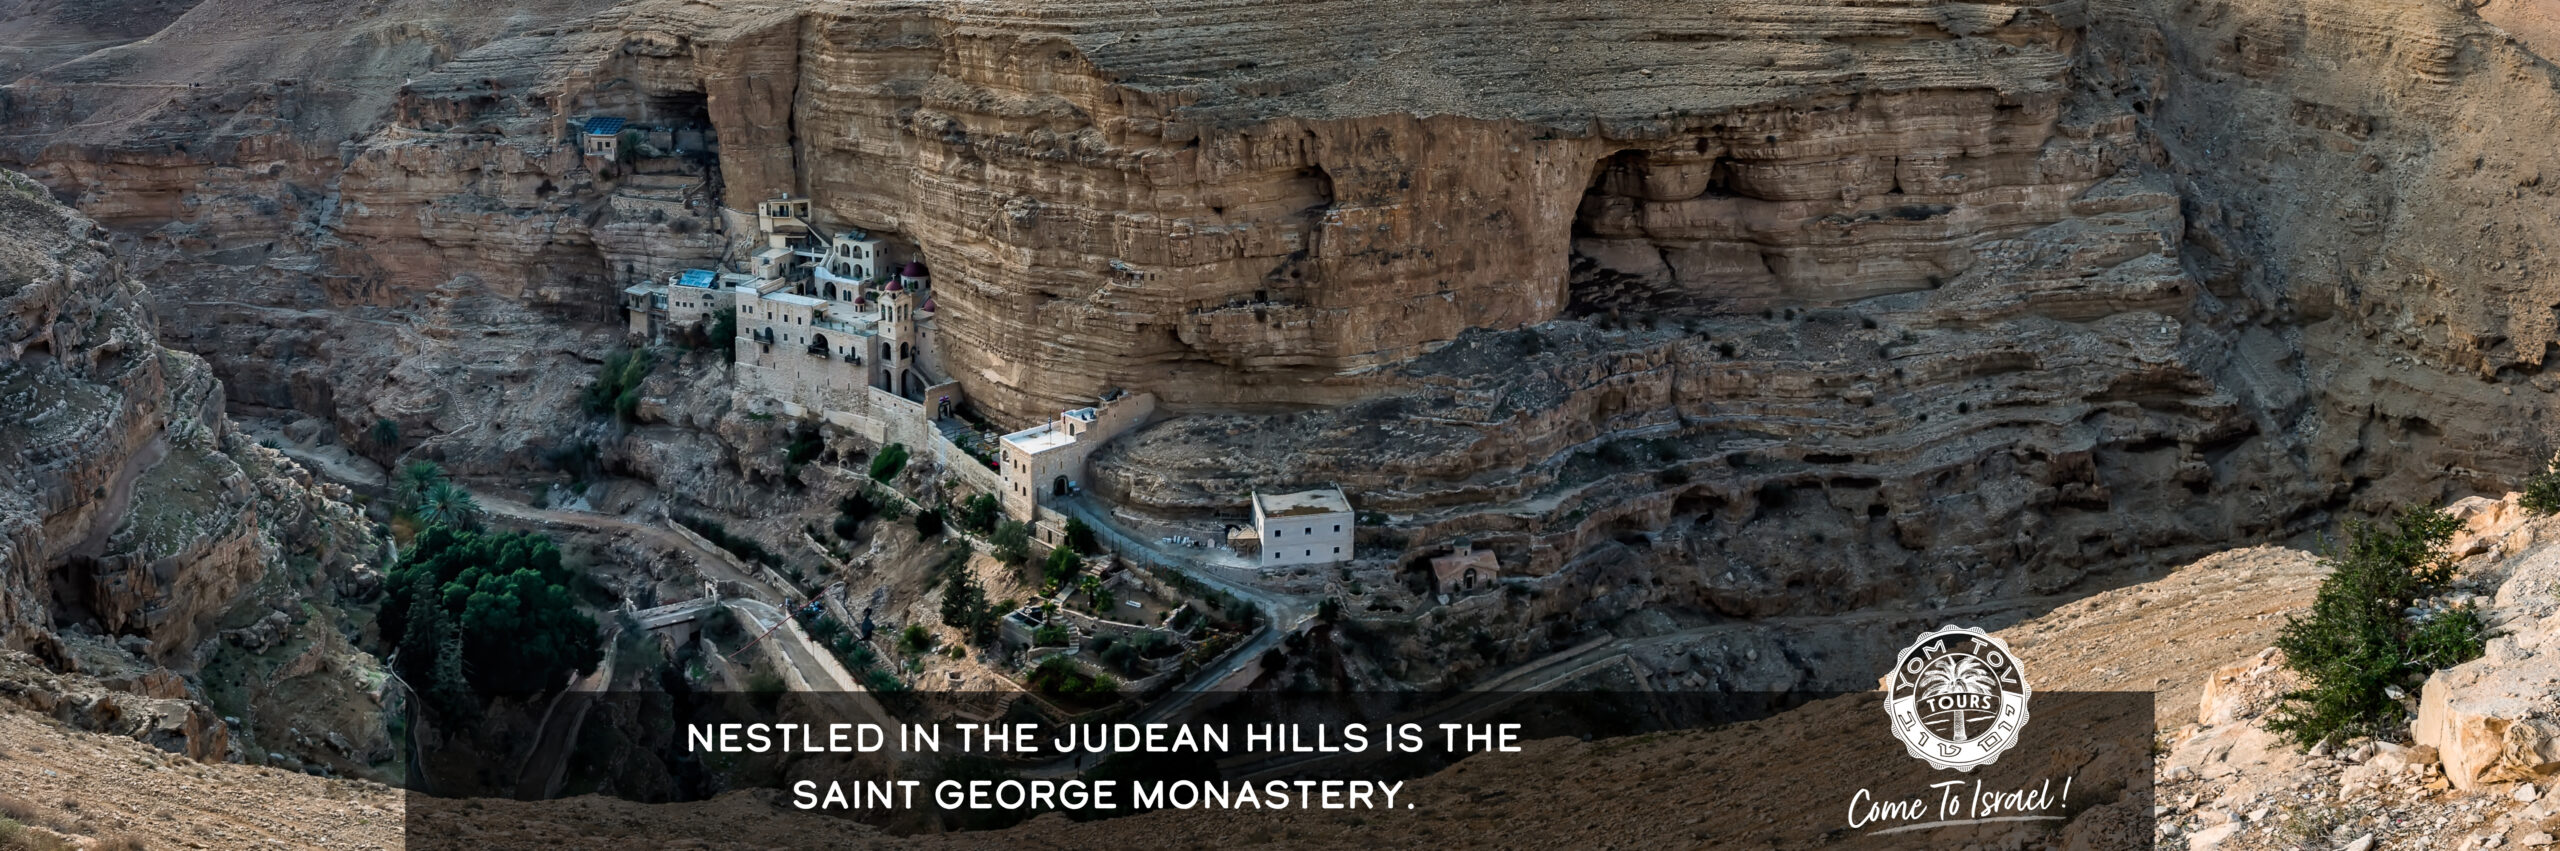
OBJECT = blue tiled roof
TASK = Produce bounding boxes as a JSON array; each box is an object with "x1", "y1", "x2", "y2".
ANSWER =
[
  {"x1": 677, "y1": 269, "x2": 716, "y2": 288},
  {"x1": 583, "y1": 116, "x2": 626, "y2": 136}
]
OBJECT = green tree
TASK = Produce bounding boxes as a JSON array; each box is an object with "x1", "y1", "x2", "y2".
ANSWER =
[
  {"x1": 958, "y1": 493, "x2": 1001, "y2": 534},
  {"x1": 1064, "y1": 517, "x2": 1101, "y2": 555},
  {"x1": 1044, "y1": 545, "x2": 1083, "y2": 586},
  {"x1": 869, "y1": 443, "x2": 910, "y2": 482},
  {"x1": 380, "y1": 526, "x2": 602, "y2": 704},
  {"x1": 709, "y1": 307, "x2": 738, "y2": 363},
  {"x1": 396, "y1": 460, "x2": 447, "y2": 509},
  {"x1": 2525, "y1": 453, "x2": 2560, "y2": 516},
  {"x1": 416, "y1": 481, "x2": 483, "y2": 529},
  {"x1": 369, "y1": 418, "x2": 401, "y2": 452},
  {"x1": 990, "y1": 521, "x2": 1032, "y2": 565},
  {"x1": 785, "y1": 424, "x2": 824, "y2": 467},
  {"x1": 581, "y1": 349, "x2": 654, "y2": 422},
  {"x1": 2269, "y1": 508, "x2": 2483, "y2": 747}
]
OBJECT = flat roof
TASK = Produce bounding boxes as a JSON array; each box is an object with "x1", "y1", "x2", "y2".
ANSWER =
[
  {"x1": 764, "y1": 292, "x2": 826, "y2": 307},
  {"x1": 1001, "y1": 422, "x2": 1077, "y2": 455},
  {"x1": 754, "y1": 246, "x2": 792, "y2": 259},
  {"x1": 677, "y1": 269, "x2": 716, "y2": 288},
  {"x1": 622, "y1": 283, "x2": 655, "y2": 295},
  {"x1": 1255, "y1": 487, "x2": 1350, "y2": 518}
]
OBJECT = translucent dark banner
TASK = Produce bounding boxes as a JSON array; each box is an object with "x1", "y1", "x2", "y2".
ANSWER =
[{"x1": 400, "y1": 689, "x2": 2152, "y2": 849}]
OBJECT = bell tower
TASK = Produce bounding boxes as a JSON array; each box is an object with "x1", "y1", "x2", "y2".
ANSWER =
[{"x1": 878, "y1": 273, "x2": 915, "y2": 396}]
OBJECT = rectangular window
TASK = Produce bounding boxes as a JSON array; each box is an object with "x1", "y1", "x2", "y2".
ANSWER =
[
  {"x1": 1333, "y1": 524, "x2": 1341, "y2": 532},
  {"x1": 1332, "y1": 547, "x2": 1340, "y2": 554},
  {"x1": 1304, "y1": 550, "x2": 1312, "y2": 557}
]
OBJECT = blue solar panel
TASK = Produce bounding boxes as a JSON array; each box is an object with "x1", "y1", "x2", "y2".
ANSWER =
[
  {"x1": 583, "y1": 116, "x2": 626, "y2": 136},
  {"x1": 677, "y1": 269, "x2": 716, "y2": 288}
]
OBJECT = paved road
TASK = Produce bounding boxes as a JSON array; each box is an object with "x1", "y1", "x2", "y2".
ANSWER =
[{"x1": 1052, "y1": 496, "x2": 1317, "y2": 724}]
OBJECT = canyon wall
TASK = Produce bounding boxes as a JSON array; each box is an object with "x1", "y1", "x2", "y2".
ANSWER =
[
  {"x1": 0, "y1": 168, "x2": 376, "y2": 664},
  {"x1": 7, "y1": 0, "x2": 2560, "y2": 669}
]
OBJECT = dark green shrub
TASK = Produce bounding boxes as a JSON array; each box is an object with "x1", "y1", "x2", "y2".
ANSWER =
[
  {"x1": 380, "y1": 526, "x2": 601, "y2": 712},
  {"x1": 869, "y1": 444, "x2": 910, "y2": 482},
  {"x1": 900, "y1": 624, "x2": 935, "y2": 654},
  {"x1": 957, "y1": 493, "x2": 1001, "y2": 534},
  {"x1": 991, "y1": 521, "x2": 1032, "y2": 565},
  {"x1": 2524, "y1": 454, "x2": 2560, "y2": 516},
  {"x1": 1025, "y1": 657, "x2": 1119, "y2": 698},
  {"x1": 2269, "y1": 508, "x2": 2482, "y2": 747},
  {"x1": 709, "y1": 308, "x2": 737, "y2": 362},
  {"x1": 784, "y1": 425, "x2": 823, "y2": 466},
  {"x1": 1044, "y1": 545, "x2": 1083, "y2": 586},
  {"x1": 914, "y1": 506, "x2": 946, "y2": 539},
  {"x1": 581, "y1": 349, "x2": 653, "y2": 422},
  {"x1": 1064, "y1": 517, "x2": 1100, "y2": 555},
  {"x1": 837, "y1": 491, "x2": 877, "y2": 523}
]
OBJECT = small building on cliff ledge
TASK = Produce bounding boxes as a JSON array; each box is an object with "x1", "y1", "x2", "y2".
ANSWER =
[
  {"x1": 1251, "y1": 487, "x2": 1353, "y2": 568},
  {"x1": 581, "y1": 116, "x2": 626, "y2": 161}
]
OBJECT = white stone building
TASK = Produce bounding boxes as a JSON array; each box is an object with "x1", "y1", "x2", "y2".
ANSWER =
[
  {"x1": 1249, "y1": 488, "x2": 1354, "y2": 568},
  {"x1": 998, "y1": 391, "x2": 1156, "y2": 529}
]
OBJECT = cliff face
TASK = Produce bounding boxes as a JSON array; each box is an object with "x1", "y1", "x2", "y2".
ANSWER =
[
  {"x1": 0, "y1": 167, "x2": 391, "y2": 771},
  {"x1": 0, "y1": 167, "x2": 254, "y2": 662},
  {"x1": 5, "y1": 0, "x2": 2560, "y2": 666}
]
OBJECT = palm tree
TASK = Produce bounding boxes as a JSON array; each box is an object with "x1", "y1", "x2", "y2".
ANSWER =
[
  {"x1": 416, "y1": 481, "x2": 482, "y2": 530},
  {"x1": 1917, "y1": 654, "x2": 1998, "y2": 741},
  {"x1": 397, "y1": 460, "x2": 447, "y2": 509}
]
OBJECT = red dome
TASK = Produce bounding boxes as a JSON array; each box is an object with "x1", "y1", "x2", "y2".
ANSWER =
[
  {"x1": 901, "y1": 260, "x2": 927, "y2": 277},
  {"x1": 883, "y1": 279, "x2": 903, "y2": 292}
]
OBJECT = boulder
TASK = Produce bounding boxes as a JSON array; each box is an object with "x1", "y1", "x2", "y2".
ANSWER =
[
  {"x1": 2447, "y1": 494, "x2": 2532, "y2": 557},
  {"x1": 2198, "y1": 647, "x2": 2297, "y2": 726}
]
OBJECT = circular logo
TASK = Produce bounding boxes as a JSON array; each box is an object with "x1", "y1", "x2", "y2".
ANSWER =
[{"x1": 1884, "y1": 625, "x2": 2031, "y2": 772}]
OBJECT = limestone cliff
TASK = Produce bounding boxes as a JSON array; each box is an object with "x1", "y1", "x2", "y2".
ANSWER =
[
  {"x1": 0, "y1": 168, "x2": 388, "y2": 771},
  {"x1": 6, "y1": 0, "x2": 2560, "y2": 682}
]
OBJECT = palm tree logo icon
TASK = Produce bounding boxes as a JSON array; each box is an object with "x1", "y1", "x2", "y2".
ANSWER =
[
  {"x1": 1916, "y1": 653, "x2": 1998, "y2": 742},
  {"x1": 1884, "y1": 626, "x2": 2032, "y2": 771}
]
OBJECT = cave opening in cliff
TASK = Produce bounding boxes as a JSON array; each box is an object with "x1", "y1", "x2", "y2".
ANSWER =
[{"x1": 1567, "y1": 149, "x2": 1706, "y2": 320}]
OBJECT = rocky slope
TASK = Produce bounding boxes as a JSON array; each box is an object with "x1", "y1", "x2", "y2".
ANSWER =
[
  {"x1": 0, "y1": 167, "x2": 391, "y2": 776},
  {"x1": 0, "y1": 508, "x2": 2332, "y2": 849}
]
